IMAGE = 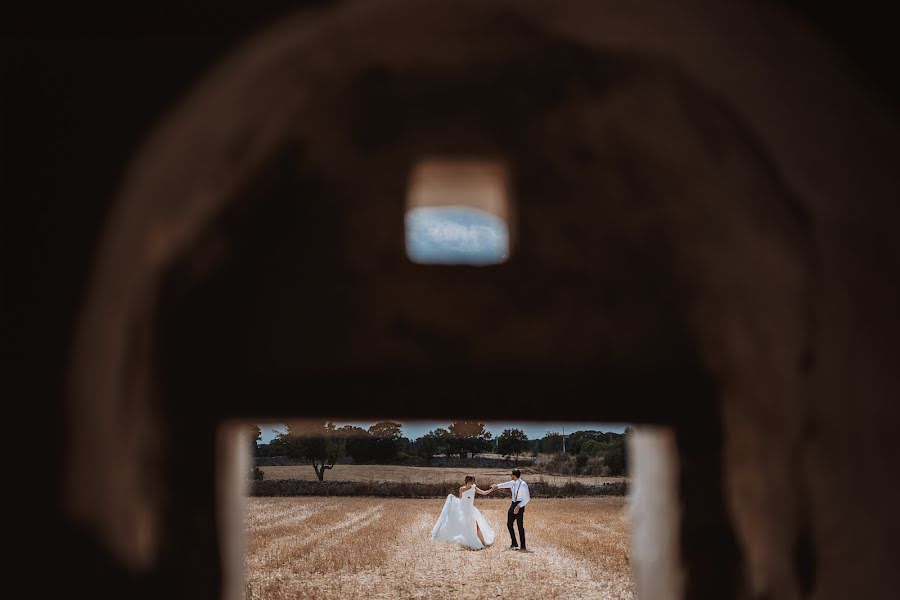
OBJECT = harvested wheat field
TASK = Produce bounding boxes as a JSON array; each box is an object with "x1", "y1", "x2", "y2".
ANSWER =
[
  {"x1": 259, "y1": 464, "x2": 626, "y2": 486},
  {"x1": 244, "y1": 496, "x2": 634, "y2": 599}
]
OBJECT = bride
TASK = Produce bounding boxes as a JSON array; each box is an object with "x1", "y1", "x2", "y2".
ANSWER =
[{"x1": 431, "y1": 476, "x2": 495, "y2": 549}]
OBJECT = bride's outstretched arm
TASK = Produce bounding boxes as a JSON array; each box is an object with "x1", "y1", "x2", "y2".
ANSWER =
[{"x1": 475, "y1": 486, "x2": 492, "y2": 495}]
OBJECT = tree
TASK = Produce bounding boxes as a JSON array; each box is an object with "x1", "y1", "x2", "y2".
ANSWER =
[
  {"x1": 567, "y1": 430, "x2": 618, "y2": 455},
  {"x1": 396, "y1": 436, "x2": 414, "y2": 456},
  {"x1": 249, "y1": 425, "x2": 263, "y2": 480},
  {"x1": 368, "y1": 421, "x2": 402, "y2": 440},
  {"x1": 580, "y1": 439, "x2": 602, "y2": 456},
  {"x1": 575, "y1": 453, "x2": 589, "y2": 472},
  {"x1": 447, "y1": 421, "x2": 493, "y2": 458},
  {"x1": 497, "y1": 428, "x2": 529, "y2": 461},
  {"x1": 336, "y1": 425, "x2": 370, "y2": 463},
  {"x1": 250, "y1": 424, "x2": 262, "y2": 455},
  {"x1": 572, "y1": 433, "x2": 628, "y2": 476},
  {"x1": 368, "y1": 421, "x2": 403, "y2": 463},
  {"x1": 416, "y1": 428, "x2": 450, "y2": 460},
  {"x1": 539, "y1": 433, "x2": 564, "y2": 454},
  {"x1": 604, "y1": 436, "x2": 627, "y2": 476},
  {"x1": 273, "y1": 421, "x2": 343, "y2": 481},
  {"x1": 255, "y1": 442, "x2": 281, "y2": 458}
]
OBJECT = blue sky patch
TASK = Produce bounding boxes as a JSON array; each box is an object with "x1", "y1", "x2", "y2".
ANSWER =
[{"x1": 405, "y1": 205, "x2": 508, "y2": 265}]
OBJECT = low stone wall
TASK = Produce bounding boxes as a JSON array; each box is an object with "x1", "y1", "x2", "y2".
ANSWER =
[
  {"x1": 253, "y1": 456, "x2": 294, "y2": 466},
  {"x1": 412, "y1": 456, "x2": 538, "y2": 468},
  {"x1": 249, "y1": 479, "x2": 627, "y2": 498}
]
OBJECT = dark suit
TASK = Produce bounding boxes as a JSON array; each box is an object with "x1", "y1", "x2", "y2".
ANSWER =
[{"x1": 507, "y1": 501, "x2": 526, "y2": 549}]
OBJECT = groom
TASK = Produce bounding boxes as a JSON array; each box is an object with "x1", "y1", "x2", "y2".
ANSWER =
[{"x1": 492, "y1": 469, "x2": 530, "y2": 551}]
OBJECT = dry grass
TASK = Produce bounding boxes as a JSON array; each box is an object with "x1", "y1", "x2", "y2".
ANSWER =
[
  {"x1": 244, "y1": 496, "x2": 635, "y2": 599},
  {"x1": 259, "y1": 464, "x2": 627, "y2": 486}
]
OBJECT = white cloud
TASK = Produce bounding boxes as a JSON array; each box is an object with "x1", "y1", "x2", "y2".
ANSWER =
[{"x1": 405, "y1": 205, "x2": 508, "y2": 264}]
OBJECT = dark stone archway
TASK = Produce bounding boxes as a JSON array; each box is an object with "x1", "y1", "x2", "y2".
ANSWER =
[{"x1": 51, "y1": 2, "x2": 899, "y2": 599}]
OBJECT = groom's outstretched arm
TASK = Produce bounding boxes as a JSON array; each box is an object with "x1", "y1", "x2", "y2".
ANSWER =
[{"x1": 495, "y1": 480, "x2": 515, "y2": 489}]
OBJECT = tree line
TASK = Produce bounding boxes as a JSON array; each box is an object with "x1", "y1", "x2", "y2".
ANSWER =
[{"x1": 251, "y1": 421, "x2": 628, "y2": 481}]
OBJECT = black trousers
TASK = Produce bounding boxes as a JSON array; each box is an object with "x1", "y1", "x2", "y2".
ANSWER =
[{"x1": 507, "y1": 502, "x2": 526, "y2": 549}]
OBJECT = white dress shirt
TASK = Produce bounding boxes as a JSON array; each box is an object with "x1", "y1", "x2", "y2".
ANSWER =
[{"x1": 496, "y1": 479, "x2": 530, "y2": 508}]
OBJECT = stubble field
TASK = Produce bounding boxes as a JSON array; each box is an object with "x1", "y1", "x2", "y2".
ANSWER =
[{"x1": 244, "y1": 496, "x2": 635, "y2": 599}]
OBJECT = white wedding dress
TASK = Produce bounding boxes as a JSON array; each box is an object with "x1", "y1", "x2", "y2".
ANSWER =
[{"x1": 431, "y1": 485, "x2": 495, "y2": 549}]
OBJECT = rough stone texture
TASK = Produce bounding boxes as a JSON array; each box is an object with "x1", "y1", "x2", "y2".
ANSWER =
[{"x1": 55, "y1": 1, "x2": 900, "y2": 599}]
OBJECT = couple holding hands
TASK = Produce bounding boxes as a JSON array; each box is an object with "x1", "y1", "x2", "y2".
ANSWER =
[{"x1": 431, "y1": 469, "x2": 531, "y2": 551}]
